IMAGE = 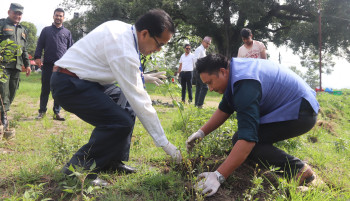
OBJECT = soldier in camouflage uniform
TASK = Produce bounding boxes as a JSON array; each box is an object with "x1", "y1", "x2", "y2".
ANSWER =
[{"x1": 0, "y1": 3, "x2": 31, "y2": 130}]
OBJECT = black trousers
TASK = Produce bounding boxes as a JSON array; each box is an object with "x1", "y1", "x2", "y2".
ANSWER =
[
  {"x1": 51, "y1": 72, "x2": 135, "y2": 173},
  {"x1": 232, "y1": 106, "x2": 317, "y2": 178},
  {"x1": 39, "y1": 63, "x2": 61, "y2": 113},
  {"x1": 180, "y1": 71, "x2": 193, "y2": 102},
  {"x1": 194, "y1": 70, "x2": 208, "y2": 107}
]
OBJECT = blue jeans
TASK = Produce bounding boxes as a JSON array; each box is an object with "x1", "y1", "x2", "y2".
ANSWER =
[
  {"x1": 51, "y1": 72, "x2": 135, "y2": 173},
  {"x1": 180, "y1": 71, "x2": 193, "y2": 102},
  {"x1": 194, "y1": 70, "x2": 208, "y2": 107},
  {"x1": 39, "y1": 63, "x2": 60, "y2": 114}
]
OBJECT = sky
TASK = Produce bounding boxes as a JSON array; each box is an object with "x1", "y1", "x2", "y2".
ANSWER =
[{"x1": 1, "y1": 0, "x2": 349, "y2": 89}]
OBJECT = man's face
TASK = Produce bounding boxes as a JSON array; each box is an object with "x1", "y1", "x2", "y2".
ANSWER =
[
  {"x1": 8, "y1": 10, "x2": 22, "y2": 25},
  {"x1": 184, "y1": 46, "x2": 191, "y2": 53},
  {"x1": 53, "y1": 11, "x2": 65, "y2": 26},
  {"x1": 200, "y1": 68, "x2": 229, "y2": 94},
  {"x1": 242, "y1": 35, "x2": 253, "y2": 46},
  {"x1": 202, "y1": 40, "x2": 211, "y2": 49},
  {"x1": 138, "y1": 29, "x2": 172, "y2": 56}
]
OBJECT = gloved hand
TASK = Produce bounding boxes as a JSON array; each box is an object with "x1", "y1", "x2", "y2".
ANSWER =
[
  {"x1": 144, "y1": 71, "x2": 167, "y2": 86},
  {"x1": 195, "y1": 172, "x2": 221, "y2": 197},
  {"x1": 186, "y1": 129, "x2": 205, "y2": 152},
  {"x1": 162, "y1": 142, "x2": 182, "y2": 163}
]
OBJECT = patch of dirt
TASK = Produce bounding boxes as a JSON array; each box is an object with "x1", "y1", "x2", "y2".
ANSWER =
[
  {"x1": 150, "y1": 95, "x2": 220, "y2": 108},
  {"x1": 0, "y1": 148, "x2": 14, "y2": 154},
  {"x1": 160, "y1": 156, "x2": 281, "y2": 201},
  {"x1": 316, "y1": 120, "x2": 337, "y2": 136}
]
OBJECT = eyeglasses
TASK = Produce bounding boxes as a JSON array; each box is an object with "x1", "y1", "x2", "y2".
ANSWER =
[
  {"x1": 152, "y1": 36, "x2": 163, "y2": 49},
  {"x1": 185, "y1": 48, "x2": 191, "y2": 50}
]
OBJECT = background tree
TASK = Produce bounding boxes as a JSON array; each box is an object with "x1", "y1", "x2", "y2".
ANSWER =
[{"x1": 20, "y1": 21, "x2": 37, "y2": 57}]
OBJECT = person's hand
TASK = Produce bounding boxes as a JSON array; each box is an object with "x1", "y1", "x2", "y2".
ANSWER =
[
  {"x1": 35, "y1": 59, "x2": 42, "y2": 68},
  {"x1": 25, "y1": 67, "x2": 31, "y2": 77},
  {"x1": 144, "y1": 71, "x2": 167, "y2": 86},
  {"x1": 186, "y1": 129, "x2": 205, "y2": 152},
  {"x1": 162, "y1": 142, "x2": 182, "y2": 163},
  {"x1": 195, "y1": 172, "x2": 221, "y2": 197}
]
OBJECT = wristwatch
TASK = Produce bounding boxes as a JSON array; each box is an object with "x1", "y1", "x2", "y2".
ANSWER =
[{"x1": 214, "y1": 170, "x2": 225, "y2": 184}]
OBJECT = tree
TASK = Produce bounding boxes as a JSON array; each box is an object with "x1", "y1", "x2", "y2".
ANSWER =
[{"x1": 20, "y1": 21, "x2": 37, "y2": 57}]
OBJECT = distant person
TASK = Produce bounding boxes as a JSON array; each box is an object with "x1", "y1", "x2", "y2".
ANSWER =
[
  {"x1": 187, "y1": 54, "x2": 319, "y2": 197},
  {"x1": 34, "y1": 8, "x2": 73, "y2": 121},
  {"x1": 194, "y1": 36, "x2": 211, "y2": 108},
  {"x1": 177, "y1": 44, "x2": 195, "y2": 103},
  {"x1": 51, "y1": 9, "x2": 182, "y2": 186},
  {"x1": 0, "y1": 3, "x2": 31, "y2": 130},
  {"x1": 237, "y1": 28, "x2": 267, "y2": 59}
]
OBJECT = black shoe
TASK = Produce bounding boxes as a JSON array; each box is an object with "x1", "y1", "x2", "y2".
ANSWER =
[
  {"x1": 53, "y1": 113, "x2": 65, "y2": 121},
  {"x1": 1, "y1": 112, "x2": 8, "y2": 130},
  {"x1": 90, "y1": 177, "x2": 109, "y2": 187},
  {"x1": 35, "y1": 112, "x2": 45, "y2": 120},
  {"x1": 110, "y1": 161, "x2": 136, "y2": 174}
]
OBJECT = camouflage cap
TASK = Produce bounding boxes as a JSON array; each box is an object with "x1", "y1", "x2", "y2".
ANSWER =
[{"x1": 10, "y1": 3, "x2": 24, "y2": 13}]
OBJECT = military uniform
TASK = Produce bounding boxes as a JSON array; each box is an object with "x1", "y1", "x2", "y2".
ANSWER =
[{"x1": 0, "y1": 3, "x2": 29, "y2": 129}]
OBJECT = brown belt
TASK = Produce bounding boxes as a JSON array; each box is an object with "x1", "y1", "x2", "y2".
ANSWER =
[{"x1": 53, "y1": 66, "x2": 78, "y2": 78}]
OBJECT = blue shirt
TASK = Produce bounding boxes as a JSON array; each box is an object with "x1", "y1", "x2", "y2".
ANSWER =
[
  {"x1": 34, "y1": 24, "x2": 73, "y2": 64},
  {"x1": 220, "y1": 58, "x2": 319, "y2": 142}
]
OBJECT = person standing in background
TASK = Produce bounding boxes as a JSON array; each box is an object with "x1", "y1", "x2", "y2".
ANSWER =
[
  {"x1": 177, "y1": 44, "x2": 195, "y2": 103},
  {"x1": 34, "y1": 8, "x2": 73, "y2": 121},
  {"x1": 237, "y1": 28, "x2": 267, "y2": 59},
  {"x1": 0, "y1": 3, "x2": 31, "y2": 131},
  {"x1": 194, "y1": 36, "x2": 211, "y2": 108}
]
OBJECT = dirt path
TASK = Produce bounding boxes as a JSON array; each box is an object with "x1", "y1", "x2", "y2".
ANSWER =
[{"x1": 150, "y1": 94, "x2": 221, "y2": 108}]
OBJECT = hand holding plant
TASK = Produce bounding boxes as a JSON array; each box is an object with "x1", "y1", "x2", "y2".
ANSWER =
[{"x1": 186, "y1": 129, "x2": 205, "y2": 152}]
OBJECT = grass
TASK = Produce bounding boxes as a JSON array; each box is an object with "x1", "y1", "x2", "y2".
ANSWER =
[{"x1": 0, "y1": 72, "x2": 349, "y2": 200}]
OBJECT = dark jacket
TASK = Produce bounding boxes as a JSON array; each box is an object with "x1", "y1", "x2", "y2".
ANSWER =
[{"x1": 0, "y1": 17, "x2": 30, "y2": 70}]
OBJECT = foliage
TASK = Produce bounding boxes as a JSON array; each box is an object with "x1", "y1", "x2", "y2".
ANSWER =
[
  {"x1": 63, "y1": 15, "x2": 86, "y2": 42},
  {"x1": 20, "y1": 21, "x2": 38, "y2": 57},
  {"x1": 0, "y1": 39, "x2": 21, "y2": 82}
]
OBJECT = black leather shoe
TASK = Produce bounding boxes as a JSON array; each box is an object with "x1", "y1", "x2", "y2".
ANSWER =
[
  {"x1": 90, "y1": 177, "x2": 109, "y2": 187},
  {"x1": 53, "y1": 113, "x2": 65, "y2": 121},
  {"x1": 35, "y1": 112, "x2": 45, "y2": 120},
  {"x1": 110, "y1": 161, "x2": 136, "y2": 174}
]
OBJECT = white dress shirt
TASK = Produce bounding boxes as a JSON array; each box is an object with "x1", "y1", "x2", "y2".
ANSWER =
[
  {"x1": 179, "y1": 53, "x2": 195, "y2": 71},
  {"x1": 55, "y1": 20, "x2": 168, "y2": 147},
  {"x1": 194, "y1": 44, "x2": 206, "y2": 59}
]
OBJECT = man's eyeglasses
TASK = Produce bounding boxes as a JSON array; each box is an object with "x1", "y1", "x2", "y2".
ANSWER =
[
  {"x1": 152, "y1": 36, "x2": 163, "y2": 49},
  {"x1": 185, "y1": 48, "x2": 191, "y2": 50}
]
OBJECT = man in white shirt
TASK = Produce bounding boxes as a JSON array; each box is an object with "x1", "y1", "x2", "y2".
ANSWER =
[
  {"x1": 237, "y1": 28, "x2": 267, "y2": 59},
  {"x1": 194, "y1": 36, "x2": 211, "y2": 108},
  {"x1": 51, "y1": 9, "x2": 182, "y2": 186},
  {"x1": 177, "y1": 44, "x2": 195, "y2": 103}
]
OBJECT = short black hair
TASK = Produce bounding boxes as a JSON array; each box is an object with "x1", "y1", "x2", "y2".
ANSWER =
[
  {"x1": 196, "y1": 54, "x2": 229, "y2": 75},
  {"x1": 54, "y1": 8, "x2": 65, "y2": 16},
  {"x1": 240, "y1": 28, "x2": 252, "y2": 38},
  {"x1": 184, "y1": 44, "x2": 190, "y2": 48},
  {"x1": 135, "y1": 9, "x2": 175, "y2": 38}
]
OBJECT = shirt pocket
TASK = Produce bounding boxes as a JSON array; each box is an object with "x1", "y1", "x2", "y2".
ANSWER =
[{"x1": 1, "y1": 28, "x2": 15, "y2": 40}]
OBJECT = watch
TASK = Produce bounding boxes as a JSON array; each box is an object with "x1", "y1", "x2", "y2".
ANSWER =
[{"x1": 214, "y1": 170, "x2": 225, "y2": 184}]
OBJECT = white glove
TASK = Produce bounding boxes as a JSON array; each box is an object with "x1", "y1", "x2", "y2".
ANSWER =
[
  {"x1": 186, "y1": 129, "x2": 205, "y2": 152},
  {"x1": 195, "y1": 172, "x2": 221, "y2": 197},
  {"x1": 144, "y1": 71, "x2": 167, "y2": 86},
  {"x1": 162, "y1": 142, "x2": 182, "y2": 163}
]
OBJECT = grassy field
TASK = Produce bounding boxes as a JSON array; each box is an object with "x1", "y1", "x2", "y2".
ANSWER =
[{"x1": 0, "y1": 72, "x2": 349, "y2": 200}]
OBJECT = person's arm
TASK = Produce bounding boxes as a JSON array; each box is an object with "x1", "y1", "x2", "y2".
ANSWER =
[
  {"x1": 34, "y1": 28, "x2": 45, "y2": 67},
  {"x1": 217, "y1": 140, "x2": 255, "y2": 178},
  {"x1": 21, "y1": 30, "x2": 31, "y2": 76},
  {"x1": 260, "y1": 42, "x2": 267, "y2": 59},
  {"x1": 216, "y1": 79, "x2": 261, "y2": 177},
  {"x1": 67, "y1": 30, "x2": 74, "y2": 48},
  {"x1": 178, "y1": 63, "x2": 182, "y2": 74},
  {"x1": 237, "y1": 47, "x2": 243, "y2": 58}
]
